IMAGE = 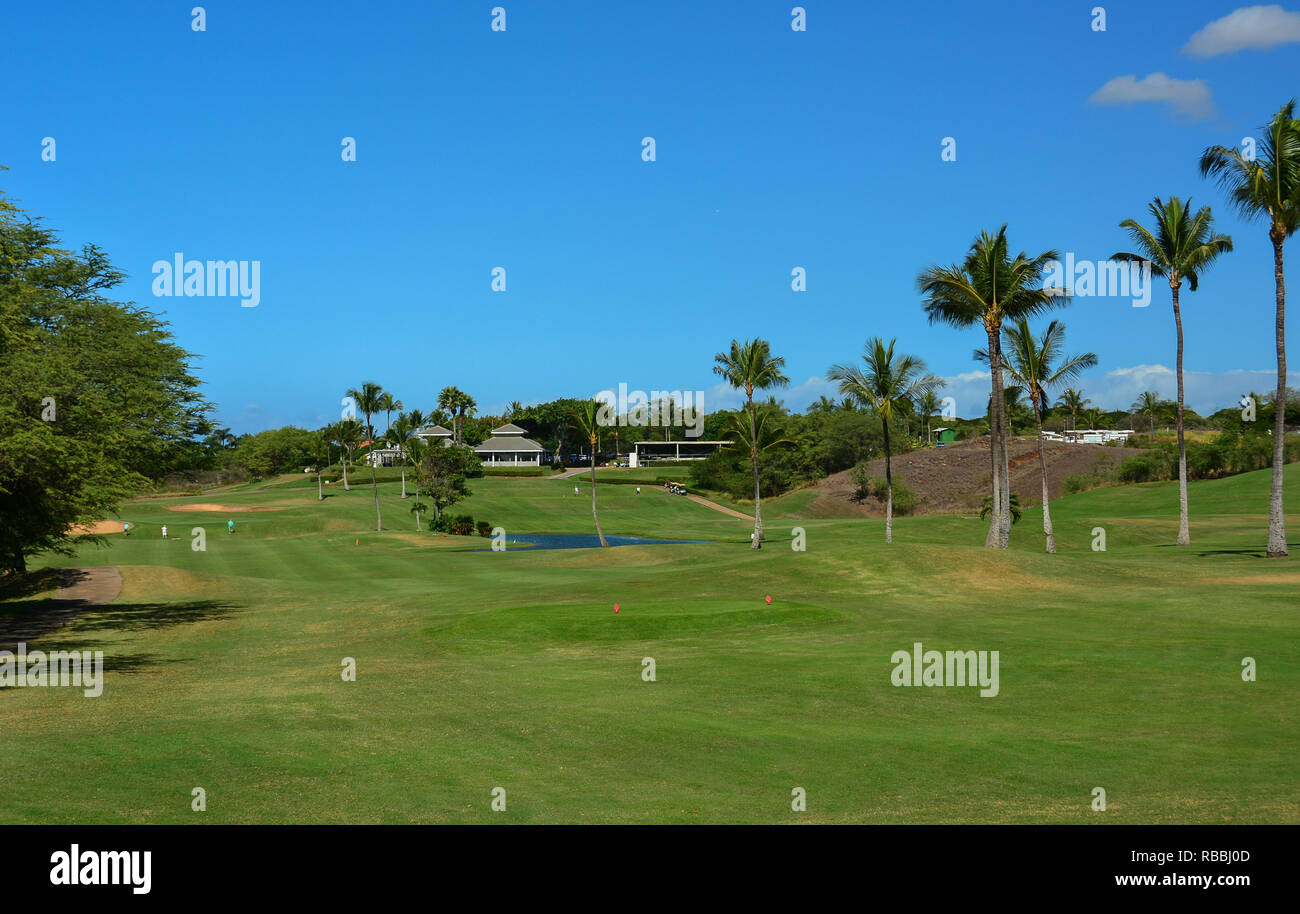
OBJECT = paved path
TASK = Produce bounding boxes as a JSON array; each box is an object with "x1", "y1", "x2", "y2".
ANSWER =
[
  {"x1": 0, "y1": 566, "x2": 122, "y2": 649},
  {"x1": 682, "y1": 493, "x2": 752, "y2": 521}
]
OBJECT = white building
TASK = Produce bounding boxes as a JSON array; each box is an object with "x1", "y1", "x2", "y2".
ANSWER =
[{"x1": 473, "y1": 423, "x2": 548, "y2": 466}]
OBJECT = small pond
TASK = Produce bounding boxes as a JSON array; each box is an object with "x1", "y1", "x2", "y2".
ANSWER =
[{"x1": 473, "y1": 533, "x2": 709, "y2": 551}]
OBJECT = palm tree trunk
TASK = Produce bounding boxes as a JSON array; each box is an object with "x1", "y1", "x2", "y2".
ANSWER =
[
  {"x1": 1173, "y1": 284, "x2": 1190, "y2": 546},
  {"x1": 1000, "y1": 416, "x2": 1012, "y2": 547},
  {"x1": 370, "y1": 462, "x2": 382, "y2": 531},
  {"x1": 401, "y1": 465, "x2": 407, "y2": 499},
  {"x1": 1033, "y1": 395, "x2": 1055, "y2": 554},
  {"x1": 590, "y1": 442, "x2": 608, "y2": 547},
  {"x1": 1268, "y1": 228, "x2": 1289, "y2": 557},
  {"x1": 342, "y1": 456, "x2": 350, "y2": 490},
  {"x1": 883, "y1": 419, "x2": 894, "y2": 543},
  {"x1": 986, "y1": 326, "x2": 1006, "y2": 548},
  {"x1": 750, "y1": 402, "x2": 763, "y2": 550},
  {"x1": 317, "y1": 471, "x2": 323, "y2": 501}
]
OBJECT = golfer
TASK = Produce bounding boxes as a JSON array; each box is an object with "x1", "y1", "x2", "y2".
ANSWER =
[
  {"x1": 122, "y1": 522, "x2": 131, "y2": 536},
  {"x1": 574, "y1": 486, "x2": 579, "y2": 495},
  {"x1": 227, "y1": 519, "x2": 235, "y2": 535},
  {"x1": 161, "y1": 525, "x2": 168, "y2": 539}
]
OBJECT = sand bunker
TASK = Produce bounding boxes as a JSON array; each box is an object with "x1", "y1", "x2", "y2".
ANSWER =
[
  {"x1": 165, "y1": 503, "x2": 285, "y2": 513},
  {"x1": 70, "y1": 521, "x2": 128, "y2": 535}
]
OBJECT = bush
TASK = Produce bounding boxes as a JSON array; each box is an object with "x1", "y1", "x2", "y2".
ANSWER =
[
  {"x1": 851, "y1": 468, "x2": 918, "y2": 514},
  {"x1": 428, "y1": 514, "x2": 450, "y2": 533},
  {"x1": 476, "y1": 521, "x2": 492, "y2": 537},
  {"x1": 1117, "y1": 451, "x2": 1173, "y2": 483},
  {"x1": 448, "y1": 514, "x2": 475, "y2": 536},
  {"x1": 1064, "y1": 472, "x2": 1108, "y2": 495}
]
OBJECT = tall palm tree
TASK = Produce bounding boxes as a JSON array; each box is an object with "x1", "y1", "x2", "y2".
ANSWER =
[
  {"x1": 828, "y1": 338, "x2": 935, "y2": 543},
  {"x1": 1112, "y1": 196, "x2": 1233, "y2": 546},
  {"x1": 575, "y1": 400, "x2": 609, "y2": 547},
  {"x1": 404, "y1": 437, "x2": 429, "y2": 530},
  {"x1": 385, "y1": 413, "x2": 415, "y2": 498},
  {"x1": 918, "y1": 226, "x2": 1064, "y2": 547},
  {"x1": 1131, "y1": 391, "x2": 1164, "y2": 442},
  {"x1": 437, "y1": 387, "x2": 463, "y2": 444},
  {"x1": 1057, "y1": 387, "x2": 1089, "y2": 433},
  {"x1": 996, "y1": 319, "x2": 1097, "y2": 553},
  {"x1": 1201, "y1": 101, "x2": 1300, "y2": 557},
  {"x1": 712, "y1": 339, "x2": 790, "y2": 549},
  {"x1": 378, "y1": 393, "x2": 403, "y2": 437},
  {"x1": 722, "y1": 404, "x2": 794, "y2": 543},
  {"x1": 347, "y1": 381, "x2": 386, "y2": 531},
  {"x1": 335, "y1": 418, "x2": 362, "y2": 491}
]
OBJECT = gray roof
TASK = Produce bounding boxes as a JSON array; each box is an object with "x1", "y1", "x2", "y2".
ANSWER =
[
  {"x1": 417, "y1": 425, "x2": 453, "y2": 437},
  {"x1": 474, "y1": 435, "x2": 545, "y2": 453},
  {"x1": 489, "y1": 422, "x2": 530, "y2": 436}
]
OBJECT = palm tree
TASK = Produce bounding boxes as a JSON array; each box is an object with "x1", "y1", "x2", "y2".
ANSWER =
[
  {"x1": 385, "y1": 414, "x2": 415, "y2": 498},
  {"x1": 712, "y1": 339, "x2": 790, "y2": 549},
  {"x1": 996, "y1": 319, "x2": 1098, "y2": 553},
  {"x1": 722, "y1": 404, "x2": 794, "y2": 543},
  {"x1": 920, "y1": 384, "x2": 941, "y2": 442},
  {"x1": 828, "y1": 338, "x2": 936, "y2": 543},
  {"x1": 1201, "y1": 101, "x2": 1300, "y2": 557},
  {"x1": 918, "y1": 226, "x2": 1064, "y2": 548},
  {"x1": 347, "y1": 381, "x2": 386, "y2": 531},
  {"x1": 1131, "y1": 391, "x2": 1163, "y2": 442},
  {"x1": 404, "y1": 437, "x2": 429, "y2": 530},
  {"x1": 1057, "y1": 387, "x2": 1089, "y2": 434},
  {"x1": 437, "y1": 387, "x2": 462, "y2": 444},
  {"x1": 335, "y1": 418, "x2": 362, "y2": 491},
  {"x1": 378, "y1": 393, "x2": 403, "y2": 437},
  {"x1": 1083, "y1": 407, "x2": 1104, "y2": 430},
  {"x1": 575, "y1": 400, "x2": 609, "y2": 547},
  {"x1": 1112, "y1": 196, "x2": 1233, "y2": 546}
]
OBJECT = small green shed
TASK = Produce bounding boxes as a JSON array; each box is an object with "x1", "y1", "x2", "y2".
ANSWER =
[{"x1": 933, "y1": 427, "x2": 957, "y2": 444}]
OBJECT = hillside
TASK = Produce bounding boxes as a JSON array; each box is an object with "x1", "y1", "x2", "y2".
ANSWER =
[{"x1": 802, "y1": 437, "x2": 1143, "y2": 516}]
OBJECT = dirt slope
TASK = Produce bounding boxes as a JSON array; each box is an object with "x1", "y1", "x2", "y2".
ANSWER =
[{"x1": 806, "y1": 437, "x2": 1142, "y2": 517}]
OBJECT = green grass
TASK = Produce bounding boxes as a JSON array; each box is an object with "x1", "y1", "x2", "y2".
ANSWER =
[{"x1": 2, "y1": 467, "x2": 1296, "y2": 823}]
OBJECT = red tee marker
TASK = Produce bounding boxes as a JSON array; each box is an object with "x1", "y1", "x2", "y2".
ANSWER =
[
  {"x1": 355, "y1": 538, "x2": 359, "y2": 546},
  {"x1": 765, "y1": 595, "x2": 772, "y2": 604},
  {"x1": 613, "y1": 603, "x2": 620, "y2": 614}
]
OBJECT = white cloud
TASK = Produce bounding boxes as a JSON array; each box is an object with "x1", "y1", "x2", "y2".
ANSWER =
[
  {"x1": 1088, "y1": 73, "x2": 1215, "y2": 119},
  {"x1": 1183, "y1": 5, "x2": 1300, "y2": 58}
]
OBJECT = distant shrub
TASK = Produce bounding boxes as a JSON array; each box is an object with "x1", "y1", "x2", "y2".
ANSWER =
[
  {"x1": 1064, "y1": 472, "x2": 1108, "y2": 495},
  {"x1": 1117, "y1": 451, "x2": 1172, "y2": 483},
  {"x1": 428, "y1": 514, "x2": 449, "y2": 533},
  {"x1": 852, "y1": 470, "x2": 918, "y2": 514},
  {"x1": 476, "y1": 521, "x2": 492, "y2": 537},
  {"x1": 449, "y1": 514, "x2": 475, "y2": 536}
]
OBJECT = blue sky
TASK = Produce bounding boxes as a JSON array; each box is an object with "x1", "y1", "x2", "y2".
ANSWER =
[{"x1": 4, "y1": 1, "x2": 1299, "y2": 432}]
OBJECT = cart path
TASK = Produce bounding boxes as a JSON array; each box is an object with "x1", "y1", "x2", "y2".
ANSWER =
[{"x1": 0, "y1": 566, "x2": 122, "y2": 649}]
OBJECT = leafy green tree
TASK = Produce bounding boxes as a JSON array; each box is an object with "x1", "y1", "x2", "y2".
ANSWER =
[
  {"x1": 918, "y1": 226, "x2": 1064, "y2": 548},
  {"x1": 712, "y1": 338, "x2": 790, "y2": 548},
  {"x1": 829, "y1": 338, "x2": 935, "y2": 543},
  {"x1": 1201, "y1": 101, "x2": 1300, "y2": 557},
  {"x1": 419, "y1": 441, "x2": 478, "y2": 526},
  {"x1": 0, "y1": 192, "x2": 209, "y2": 574},
  {"x1": 1113, "y1": 195, "x2": 1232, "y2": 546}
]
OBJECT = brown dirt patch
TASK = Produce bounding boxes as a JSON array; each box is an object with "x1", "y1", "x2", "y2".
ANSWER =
[
  {"x1": 811, "y1": 438, "x2": 1143, "y2": 516},
  {"x1": 165, "y1": 503, "x2": 285, "y2": 513},
  {"x1": 70, "y1": 521, "x2": 127, "y2": 535}
]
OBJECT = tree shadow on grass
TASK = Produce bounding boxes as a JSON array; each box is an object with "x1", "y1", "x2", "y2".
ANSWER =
[
  {"x1": 1188, "y1": 540, "x2": 1300, "y2": 558},
  {"x1": 0, "y1": 599, "x2": 241, "y2": 651}
]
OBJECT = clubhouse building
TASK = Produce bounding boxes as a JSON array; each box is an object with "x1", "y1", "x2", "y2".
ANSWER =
[{"x1": 472, "y1": 423, "x2": 548, "y2": 466}]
